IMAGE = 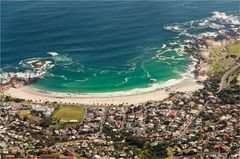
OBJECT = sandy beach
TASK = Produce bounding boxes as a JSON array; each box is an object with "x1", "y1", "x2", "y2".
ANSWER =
[
  {"x1": 4, "y1": 26, "x2": 238, "y2": 106},
  {"x1": 2, "y1": 11, "x2": 239, "y2": 106},
  {"x1": 4, "y1": 79, "x2": 203, "y2": 105},
  {"x1": 4, "y1": 36, "x2": 234, "y2": 105}
]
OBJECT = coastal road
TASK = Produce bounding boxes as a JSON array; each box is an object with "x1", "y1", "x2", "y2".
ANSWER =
[{"x1": 217, "y1": 62, "x2": 240, "y2": 93}]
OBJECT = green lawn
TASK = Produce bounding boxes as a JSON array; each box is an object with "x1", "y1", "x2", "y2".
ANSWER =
[
  {"x1": 212, "y1": 58, "x2": 236, "y2": 74},
  {"x1": 227, "y1": 42, "x2": 240, "y2": 54},
  {"x1": 53, "y1": 107, "x2": 84, "y2": 122}
]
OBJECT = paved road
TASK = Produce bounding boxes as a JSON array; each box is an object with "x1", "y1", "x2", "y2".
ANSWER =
[{"x1": 217, "y1": 62, "x2": 240, "y2": 93}]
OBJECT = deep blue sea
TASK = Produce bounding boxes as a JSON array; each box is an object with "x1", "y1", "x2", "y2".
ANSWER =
[{"x1": 1, "y1": 1, "x2": 239, "y2": 93}]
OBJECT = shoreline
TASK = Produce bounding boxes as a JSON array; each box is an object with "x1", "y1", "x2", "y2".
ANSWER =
[
  {"x1": 3, "y1": 32, "x2": 238, "y2": 105},
  {"x1": 2, "y1": 48, "x2": 202, "y2": 105},
  {"x1": 3, "y1": 52, "x2": 202, "y2": 105},
  {"x1": 2, "y1": 26, "x2": 240, "y2": 105},
  {"x1": 4, "y1": 79, "x2": 203, "y2": 105}
]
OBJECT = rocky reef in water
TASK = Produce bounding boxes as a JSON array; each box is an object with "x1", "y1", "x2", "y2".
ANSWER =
[
  {"x1": 0, "y1": 59, "x2": 49, "y2": 90},
  {"x1": 31, "y1": 60, "x2": 46, "y2": 68}
]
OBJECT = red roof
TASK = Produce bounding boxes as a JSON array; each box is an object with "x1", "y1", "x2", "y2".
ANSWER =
[
  {"x1": 39, "y1": 154, "x2": 61, "y2": 158},
  {"x1": 168, "y1": 110, "x2": 177, "y2": 117},
  {"x1": 6, "y1": 155, "x2": 15, "y2": 158}
]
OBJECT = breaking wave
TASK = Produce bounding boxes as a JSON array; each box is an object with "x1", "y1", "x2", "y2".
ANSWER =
[
  {"x1": 47, "y1": 51, "x2": 73, "y2": 65},
  {"x1": 1, "y1": 51, "x2": 73, "y2": 84},
  {"x1": 164, "y1": 11, "x2": 240, "y2": 40},
  {"x1": 2, "y1": 11, "x2": 239, "y2": 95},
  {"x1": 47, "y1": 51, "x2": 59, "y2": 56},
  {"x1": 105, "y1": 11, "x2": 240, "y2": 95},
  {"x1": 115, "y1": 77, "x2": 130, "y2": 87}
]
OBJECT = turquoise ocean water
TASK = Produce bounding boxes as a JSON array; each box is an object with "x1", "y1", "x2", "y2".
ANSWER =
[{"x1": 1, "y1": 1, "x2": 239, "y2": 93}]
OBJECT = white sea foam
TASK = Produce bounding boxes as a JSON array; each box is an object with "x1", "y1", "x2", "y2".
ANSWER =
[
  {"x1": 95, "y1": 74, "x2": 192, "y2": 96},
  {"x1": 1, "y1": 55, "x2": 56, "y2": 84},
  {"x1": 102, "y1": 78, "x2": 183, "y2": 96},
  {"x1": 156, "y1": 54, "x2": 178, "y2": 61},
  {"x1": 144, "y1": 11, "x2": 240, "y2": 96},
  {"x1": 211, "y1": 11, "x2": 240, "y2": 25},
  {"x1": 75, "y1": 79, "x2": 88, "y2": 82},
  {"x1": 208, "y1": 23, "x2": 225, "y2": 29},
  {"x1": 19, "y1": 57, "x2": 54, "y2": 70},
  {"x1": 0, "y1": 70, "x2": 46, "y2": 84},
  {"x1": 165, "y1": 11, "x2": 240, "y2": 43},
  {"x1": 115, "y1": 77, "x2": 130, "y2": 87},
  {"x1": 3, "y1": 11, "x2": 239, "y2": 95},
  {"x1": 198, "y1": 19, "x2": 209, "y2": 27},
  {"x1": 47, "y1": 51, "x2": 73, "y2": 65},
  {"x1": 157, "y1": 48, "x2": 173, "y2": 55},
  {"x1": 211, "y1": 11, "x2": 228, "y2": 20},
  {"x1": 199, "y1": 32, "x2": 218, "y2": 38},
  {"x1": 169, "y1": 41, "x2": 179, "y2": 45},
  {"x1": 33, "y1": 79, "x2": 186, "y2": 97},
  {"x1": 53, "y1": 55, "x2": 72, "y2": 62},
  {"x1": 175, "y1": 57, "x2": 186, "y2": 61},
  {"x1": 173, "y1": 44, "x2": 186, "y2": 53},
  {"x1": 229, "y1": 27, "x2": 239, "y2": 32},
  {"x1": 52, "y1": 55, "x2": 73, "y2": 65},
  {"x1": 179, "y1": 31, "x2": 196, "y2": 38},
  {"x1": 161, "y1": 44, "x2": 167, "y2": 49},
  {"x1": 156, "y1": 54, "x2": 165, "y2": 60},
  {"x1": 141, "y1": 62, "x2": 152, "y2": 79},
  {"x1": 184, "y1": 39, "x2": 192, "y2": 44},
  {"x1": 150, "y1": 78, "x2": 157, "y2": 82},
  {"x1": 164, "y1": 24, "x2": 183, "y2": 32},
  {"x1": 47, "y1": 51, "x2": 59, "y2": 56},
  {"x1": 218, "y1": 29, "x2": 228, "y2": 35},
  {"x1": 19, "y1": 58, "x2": 37, "y2": 68},
  {"x1": 60, "y1": 12, "x2": 238, "y2": 95}
]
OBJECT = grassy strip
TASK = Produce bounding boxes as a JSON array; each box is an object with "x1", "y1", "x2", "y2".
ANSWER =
[
  {"x1": 53, "y1": 107, "x2": 84, "y2": 122},
  {"x1": 227, "y1": 42, "x2": 240, "y2": 54}
]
